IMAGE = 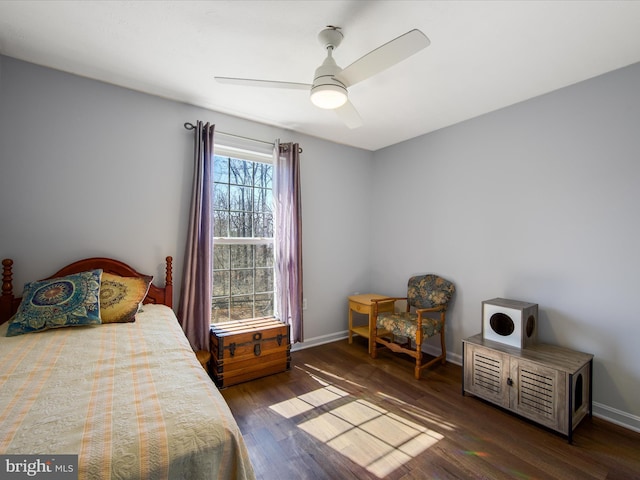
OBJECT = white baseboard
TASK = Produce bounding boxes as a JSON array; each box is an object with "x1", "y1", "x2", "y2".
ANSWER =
[
  {"x1": 293, "y1": 332, "x2": 640, "y2": 434},
  {"x1": 291, "y1": 330, "x2": 349, "y2": 352},
  {"x1": 592, "y1": 402, "x2": 640, "y2": 433}
]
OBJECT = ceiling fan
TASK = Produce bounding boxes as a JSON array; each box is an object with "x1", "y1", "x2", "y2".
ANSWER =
[{"x1": 215, "y1": 26, "x2": 430, "y2": 129}]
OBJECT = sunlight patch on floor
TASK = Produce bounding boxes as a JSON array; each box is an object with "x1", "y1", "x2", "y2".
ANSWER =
[
  {"x1": 269, "y1": 385, "x2": 349, "y2": 419},
  {"x1": 298, "y1": 396, "x2": 442, "y2": 478},
  {"x1": 269, "y1": 369, "x2": 445, "y2": 479}
]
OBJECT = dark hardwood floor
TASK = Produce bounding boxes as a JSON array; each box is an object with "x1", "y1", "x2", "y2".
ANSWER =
[{"x1": 221, "y1": 338, "x2": 640, "y2": 480}]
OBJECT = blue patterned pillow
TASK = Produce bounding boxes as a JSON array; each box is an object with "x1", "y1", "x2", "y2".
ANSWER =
[{"x1": 6, "y1": 269, "x2": 103, "y2": 337}]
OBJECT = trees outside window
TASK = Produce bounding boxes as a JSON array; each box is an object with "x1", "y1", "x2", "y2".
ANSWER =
[{"x1": 212, "y1": 155, "x2": 274, "y2": 322}]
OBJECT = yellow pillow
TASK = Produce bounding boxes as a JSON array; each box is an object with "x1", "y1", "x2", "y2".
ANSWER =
[{"x1": 100, "y1": 272, "x2": 153, "y2": 323}]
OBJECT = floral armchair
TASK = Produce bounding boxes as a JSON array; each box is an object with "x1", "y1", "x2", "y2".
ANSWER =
[{"x1": 371, "y1": 274, "x2": 455, "y2": 379}]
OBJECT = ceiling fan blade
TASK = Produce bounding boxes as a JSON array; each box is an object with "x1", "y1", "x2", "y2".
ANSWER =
[
  {"x1": 335, "y1": 100, "x2": 363, "y2": 129},
  {"x1": 334, "y1": 29, "x2": 430, "y2": 87},
  {"x1": 215, "y1": 77, "x2": 311, "y2": 90}
]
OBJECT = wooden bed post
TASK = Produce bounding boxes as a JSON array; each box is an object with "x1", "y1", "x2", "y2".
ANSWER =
[
  {"x1": 165, "y1": 256, "x2": 173, "y2": 309},
  {"x1": 1, "y1": 259, "x2": 15, "y2": 324}
]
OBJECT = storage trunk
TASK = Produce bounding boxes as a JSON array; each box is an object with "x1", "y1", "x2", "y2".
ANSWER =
[{"x1": 210, "y1": 317, "x2": 291, "y2": 388}]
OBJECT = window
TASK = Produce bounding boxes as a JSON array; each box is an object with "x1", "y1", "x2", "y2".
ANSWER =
[{"x1": 212, "y1": 150, "x2": 274, "y2": 322}]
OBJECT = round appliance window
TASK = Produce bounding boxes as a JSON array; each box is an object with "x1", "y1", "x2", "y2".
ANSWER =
[
  {"x1": 526, "y1": 315, "x2": 536, "y2": 338},
  {"x1": 490, "y1": 312, "x2": 515, "y2": 336}
]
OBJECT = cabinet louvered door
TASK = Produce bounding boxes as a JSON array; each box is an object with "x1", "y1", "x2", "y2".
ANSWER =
[
  {"x1": 510, "y1": 359, "x2": 564, "y2": 432},
  {"x1": 464, "y1": 343, "x2": 510, "y2": 407}
]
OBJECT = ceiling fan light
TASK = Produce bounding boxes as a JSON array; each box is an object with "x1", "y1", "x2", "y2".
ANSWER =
[{"x1": 310, "y1": 84, "x2": 347, "y2": 109}]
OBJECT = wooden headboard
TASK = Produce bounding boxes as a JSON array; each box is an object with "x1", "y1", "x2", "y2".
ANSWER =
[{"x1": 0, "y1": 256, "x2": 173, "y2": 324}]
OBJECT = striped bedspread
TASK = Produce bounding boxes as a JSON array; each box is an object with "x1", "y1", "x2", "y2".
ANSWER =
[{"x1": 0, "y1": 304, "x2": 255, "y2": 480}]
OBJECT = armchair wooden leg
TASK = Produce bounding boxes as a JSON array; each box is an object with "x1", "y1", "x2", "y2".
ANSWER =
[
  {"x1": 415, "y1": 343, "x2": 422, "y2": 380},
  {"x1": 440, "y1": 330, "x2": 447, "y2": 365}
]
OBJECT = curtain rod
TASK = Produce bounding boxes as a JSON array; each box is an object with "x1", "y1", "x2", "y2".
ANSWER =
[{"x1": 183, "y1": 122, "x2": 302, "y2": 153}]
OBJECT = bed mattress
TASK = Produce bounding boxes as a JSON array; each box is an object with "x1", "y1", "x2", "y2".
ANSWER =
[{"x1": 0, "y1": 304, "x2": 255, "y2": 480}]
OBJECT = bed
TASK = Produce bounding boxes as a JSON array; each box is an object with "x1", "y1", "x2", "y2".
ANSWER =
[{"x1": 0, "y1": 256, "x2": 255, "y2": 480}]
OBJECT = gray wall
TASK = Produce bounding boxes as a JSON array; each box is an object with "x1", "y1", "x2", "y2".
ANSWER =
[
  {"x1": 371, "y1": 62, "x2": 640, "y2": 430},
  {"x1": 0, "y1": 55, "x2": 372, "y2": 349},
  {"x1": 2, "y1": 54, "x2": 639, "y2": 431}
]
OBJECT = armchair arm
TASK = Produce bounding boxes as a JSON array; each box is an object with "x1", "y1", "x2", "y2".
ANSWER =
[
  {"x1": 415, "y1": 304, "x2": 447, "y2": 314},
  {"x1": 372, "y1": 297, "x2": 405, "y2": 304},
  {"x1": 371, "y1": 297, "x2": 405, "y2": 315}
]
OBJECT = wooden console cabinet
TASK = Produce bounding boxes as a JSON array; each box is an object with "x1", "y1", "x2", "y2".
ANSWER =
[{"x1": 462, "y1": 334, "x2": 592, "y2": 443}]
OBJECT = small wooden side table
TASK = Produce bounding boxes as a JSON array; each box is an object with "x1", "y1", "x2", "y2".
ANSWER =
[{"x1": 348, "y1": 294, "x2": 394, "y2": 354}]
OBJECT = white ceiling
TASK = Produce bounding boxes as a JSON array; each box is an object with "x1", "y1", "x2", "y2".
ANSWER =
[{"x1": 2, "y1": 1, "x2": 640, "y2": 151}]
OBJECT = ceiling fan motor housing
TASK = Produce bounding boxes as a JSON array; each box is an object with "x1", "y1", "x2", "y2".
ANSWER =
[{"x1": 310, "y1": 55, "x2": 348, "y2": 109}]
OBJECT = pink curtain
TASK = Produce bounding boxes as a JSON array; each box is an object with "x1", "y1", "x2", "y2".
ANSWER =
[
  {"x1": 178, "y1": 121, "x2": 214, "y2": 352},
  {"x1": 273, "y1": 141, "x2": 303, "y2": 343}
]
